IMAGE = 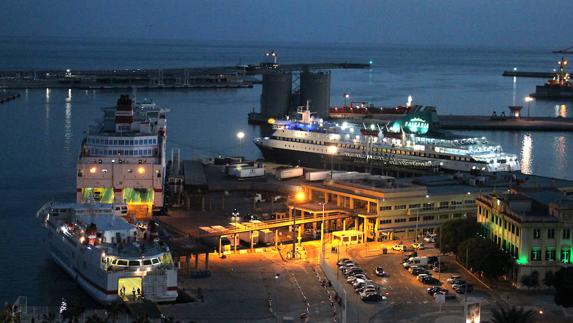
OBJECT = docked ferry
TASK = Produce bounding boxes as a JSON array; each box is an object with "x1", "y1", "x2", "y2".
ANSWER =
[
  {"x1": 532, "y1": 57, "x2": 573, "y2": 99},
  {"x1": 328, "y1": 96, "x2": 414, "y2": 119},
  {"x1": 76, "y1": 95, "x2": 168, "y2": 219},
  {"x1": 254, "y1": 106, "x2": 520, "y2": 173},
  {"x1": 37, "y1": 202, "x2": 178, "y2": 304}
]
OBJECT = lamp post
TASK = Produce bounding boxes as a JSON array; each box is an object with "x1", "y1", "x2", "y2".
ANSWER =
[
  {"x1": 290, "y1": 191, "x2": 306, "y2": 259},
  {"x1": 319, "y1": 202, "x2": 326, "y2": 262},
  {"x1": 525, "y1": 96, "x2": 534, "y2": 118},
  {"x1": 236, "y1": 131, "x2": 245, "y2": 156},
  {"x1": 327, "y1": 145, "x2": 338, "y2": 180},
  {"x1": 265, "y1": 50, "x2": 278, "y2": 64},
  {"x1": 343, "y1": 93, "x2": 350, "y2": 107}
]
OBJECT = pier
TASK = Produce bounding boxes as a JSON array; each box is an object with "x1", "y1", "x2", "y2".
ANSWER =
[
  {"x1": 502, "y1": 70, "x2": 554, "y2": 78},
  {"x1": 0, "y1": 62, "x2": 370, "y2": 90}
]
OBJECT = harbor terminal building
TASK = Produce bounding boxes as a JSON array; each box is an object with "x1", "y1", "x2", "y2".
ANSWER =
[{"x1": 476, "y1": 175, "x2": 573, "y2": 288}]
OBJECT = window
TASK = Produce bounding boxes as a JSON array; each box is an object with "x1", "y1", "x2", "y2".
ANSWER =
[
  {"x1": 533, "y1": 229, "x2": 541, "y2": 239},
  {"x1": 395, "y1": 218, "x2": 406, "y2": 223},
  {"x1": 409, "y1": 217, "x2": 417, "y2": 222},
  {"x1": 548, "y1": 228, "x2": 555, "y2": 239},
  {"x1": 380, "y1": 219, "x2": 392, "y2": 224},
  {"x1": 561, "y1": 249, "x2": 571, "y2": 264},
  {"x1": 129, "y1": 260, "x2": 141, "y2": 267},
  {"x1": 531, "y1": 248, "x2": 541, "y2": 261},
  {"x1": 395, "y1": 205, "x2": 406, "y2": 210},
  {"x1": 151, "y1": 258, "x2": 160, "y2": 265},
  {"x1": 545, "y1": 248, "x2": 556, "y2": 261},
  {"x1": 564, "y1": 228, "x2": 571, "y2": 240},
  {"x1": 143, "y1": 259, "x2": 152, "y2": 265},
  {"x1": 422, "y1": 216, "x2": 435, "y2": 221},
  {"x1": 380, "y1": 206, "x2": 392, "y2": 211},
  {"x1": 409, "y1": 204, "x2": 420, "y2": 209}
]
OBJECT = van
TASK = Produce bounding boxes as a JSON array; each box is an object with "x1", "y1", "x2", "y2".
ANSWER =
[{"x1": 405, "y1": 256, "x2": 430, "y2": 267}]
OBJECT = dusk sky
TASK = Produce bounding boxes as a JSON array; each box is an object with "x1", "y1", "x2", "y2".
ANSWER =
[{"x1": 1, "y1": 0, "x2": 572, "y2": 48}]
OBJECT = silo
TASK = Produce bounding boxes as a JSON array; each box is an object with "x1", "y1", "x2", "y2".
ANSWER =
[
  {"x1": 300, "y1": 70, "x2": 331, "y2": 117},
  {"x1": 260, "y1": 72, "x2": 292, "y2": 118}
]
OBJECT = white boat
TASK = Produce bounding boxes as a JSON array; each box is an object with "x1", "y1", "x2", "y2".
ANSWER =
[
  {"x1": 37, "y1": 202, "x2": 178, "y2": 304},
  {"x1": 254, "y1": 105, "x2": 520, "y2": 173}
]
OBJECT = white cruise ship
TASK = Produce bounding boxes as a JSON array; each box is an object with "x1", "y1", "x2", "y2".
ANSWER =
[
  {"x1": 76, "y1": 95, "x2": 168, "y2": 219},
  {"x1": 37, "y1": 202, "x2": 178, "y2": 304},
  {"x1": 254, "y1": 106, "x2": 520, "y2": 173}
]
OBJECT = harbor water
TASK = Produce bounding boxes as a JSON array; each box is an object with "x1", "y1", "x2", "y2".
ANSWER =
[{"x1": 0, "y1": 38, "x2": 572, "y2": 305}]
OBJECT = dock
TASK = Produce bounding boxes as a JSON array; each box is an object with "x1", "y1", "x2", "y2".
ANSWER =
[
  {"x1": 0, "y1": 62, "x2": 370, "y2": 89},
  {"x1": 502, "y1": 70, "x2": 554, "y2": 78}
]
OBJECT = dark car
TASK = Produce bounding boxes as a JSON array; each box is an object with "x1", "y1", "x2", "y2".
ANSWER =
[
  {"x1": 427, "y1": 287, "x2": 447, "y2": 296},
  {"x1": 337, "y1": 258, "x2": 351, "y2": 266},
  {"x1": 453, "y1": 284, "x2": 474, "y2": 294},
  {"x1": 411, "y1": 268, "x2": 428, "y2": 275},
  {"x1": 421, "y1": 276, "x2": 440, "y2": 285},
  {"x1": 361, "y1": 293, "x2": 382, "y2": 302},
  {"x1": 374, "y1": 266, "x2": 387, "y2": 277}
]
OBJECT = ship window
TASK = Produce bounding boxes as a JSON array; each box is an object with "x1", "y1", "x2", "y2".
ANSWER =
[
  {"x1": 129, "y1": 260, "x2": 141, "y2": 267},
  {"x1": 117, "y1": 260, "x2": 128, "y2": 266},
  {"x1": 143, "y1": 259, "x2": 152, "y2": 265},
  {"x1": 151, "y1": 258, "x2": 160, "y2": 265}
]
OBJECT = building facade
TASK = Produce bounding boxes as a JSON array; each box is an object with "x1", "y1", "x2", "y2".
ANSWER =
[
  {"x1": 477, "y1": 181, "x2": 573, "y2": 288},
  {"x1": 297, "y1": 174, "x2": 487, "y2": 241}
]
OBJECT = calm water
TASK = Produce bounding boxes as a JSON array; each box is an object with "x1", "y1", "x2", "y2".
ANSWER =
[{"x1": 0, "y1": 39, "x2": 572, "y2": 305}]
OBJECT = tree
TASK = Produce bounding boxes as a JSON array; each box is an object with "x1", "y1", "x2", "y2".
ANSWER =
[
  {"x1": 554, "y1": 267, "x2": 573, "y2": 307},
  {"x1": 490, "y1": 303, "x2": 536, "y2": 323},
  {"x1": 521, "y1": 271, "x2": 539, "y2": 289},
  {"x1": 0, "y1": 303, "x2": 21, "y2": 323},
  {"x1": 457, "y1": 237, "x2": 512, "y2": 278},
  {"x1": 438, "y1": 217, "x2": 481, "y2": 254}
]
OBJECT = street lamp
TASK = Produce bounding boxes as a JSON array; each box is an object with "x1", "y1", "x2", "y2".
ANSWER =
[
  {"x1": 265, "y1": 50, "x2": 278, "y2": 64},
  {"x1": 327, "y1": 145, "x2": 338, "y2": 179},
  {"x1": 289, "y1": 191, "x2": 306, "y2": 259},
  {"x1": 343, "y1": 93, "x2": 350, "y2": 107},
  {"x1": 525, "y1": 96, "x2": 534, "y2": 118},
  {"x1": 318, "y1": 201, "x2": 327, "y2": 262},
  {"x1": 236, "y1": 131, "x2": 245, "y2": 156}
]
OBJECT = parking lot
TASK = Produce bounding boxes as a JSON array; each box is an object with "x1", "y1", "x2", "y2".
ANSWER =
[{"x1": 323, "y1": 239, "x2": 493, "y2": 322}]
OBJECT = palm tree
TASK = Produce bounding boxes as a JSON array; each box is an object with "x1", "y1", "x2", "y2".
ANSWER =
[{"x1": 490, "y1": 303, "x2": 537, "y2": 323}]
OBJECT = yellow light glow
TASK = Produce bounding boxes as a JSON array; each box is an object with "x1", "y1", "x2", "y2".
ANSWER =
[
  {"x1": 327, "y1": 145, "x2": 338, "y2": 155},
  {"x1": 267, "y1": 118, "x2": 276, "y2": 125},
  {"x1": 79, "y1": 236, "x2": 85, "y2": 244},
  {"x1": 295, "y1": 191, "x2": 306, "y2": 202},
  {"x1": 137, "y1": 167, "x2": 145, "y2": 174},
  {"x1": 89, "y1": 167, "x2": 97, "y2": 174}
]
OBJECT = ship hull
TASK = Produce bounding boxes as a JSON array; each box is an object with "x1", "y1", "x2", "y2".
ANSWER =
[{"x1": 532, "y1": 85, "x2": 573, "y2": 99}]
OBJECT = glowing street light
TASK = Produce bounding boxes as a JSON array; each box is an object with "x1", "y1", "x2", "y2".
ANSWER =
[
  {"x1": 343, "y1": 93, "x2": 350, "y2": 107},
  {"x1": 290, "y1": 190, "x2": 306, "y2": 259},
  {"x1": 236, "y1": 131, "x2": 245, "y2": 156},
  {"x1": 265, "y1": 50, "x2": 278, "y2": 64},
  {"x1": 525, "y1": 96, "x2": 534, "y2": 118}
]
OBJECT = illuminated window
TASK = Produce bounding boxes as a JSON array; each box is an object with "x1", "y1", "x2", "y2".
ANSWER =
[
  {"x1": 531, "y1": 248, "x2": 541, "y2": 261},
  {"x1": 545, "y1": 248, "x2": 556, "y2": 261}
]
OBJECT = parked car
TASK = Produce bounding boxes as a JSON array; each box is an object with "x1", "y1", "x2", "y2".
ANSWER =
[
  {"x1": 451, "y1": 279, "x2": 466, "y2": 287},
  {"x1": 392, "y1": 244, "x2": 406, "y2": 251},
  {"x1": 344, "y1": 268, "x2": 364, "y2": 276},
  {"x1": 337, "y1": 258, "x2": 351, "y2": 266},
  {"x1": 417, "y1": 273, "x2": 431, "y2": 282},
  {"x1": 453, "y1": 283, "x2": 473, "y2": 294},
  {"x1": 411, "y1": 268, "x2": 428, "y2": 276},
  {"x1": 347, "y1": 274, "x2": 367, "y2": 284},
  {"x1": 361, "y1": 293, "x2": 382, "y2": 302},
  {"x1": 421, "y1": 276, "x2": 440, "y2": 285},
  {"x1": 446, "y1": 274, "x2": 462, "y2": 284},
  {"x1": 427, "y1": 287, "x2": 447, "y2": 296},
  {"x1": 411, "y1": 242, "x2": 425, "y2": 250},
  {"x1": 359, "y1": 287, "x2": 378, "y2": 298},
  {"x1": 374, "y1": 266, "x2": 387, "y2": 277}
]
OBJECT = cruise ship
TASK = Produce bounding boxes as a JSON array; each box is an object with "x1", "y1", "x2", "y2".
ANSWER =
[
  {"x1": 76, "y1": 95, "x2": 168, "y2": 219},
  {"x1": 37, "y1": 202, "x2": 178, "y2": 304},
  {"x1": 254, "y1": 106, "x2": 520, "y2": 173}
]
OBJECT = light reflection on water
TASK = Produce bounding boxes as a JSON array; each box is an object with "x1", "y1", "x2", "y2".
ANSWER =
[
  {"x1": 554, "y1": 136, "x2": 567, "y2": 175},
  {"x1": 520, "y1": 134, "x2": 533, "y2": 174}
]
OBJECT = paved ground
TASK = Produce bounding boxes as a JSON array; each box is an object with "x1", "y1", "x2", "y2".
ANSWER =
[{"x1": 159, "y1": 250, "x2": 339, "y2": 322}]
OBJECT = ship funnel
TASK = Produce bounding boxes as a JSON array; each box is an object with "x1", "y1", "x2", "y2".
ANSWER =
[{"x1": 115, "y1": 95, "x2": 134, "y2": 132}]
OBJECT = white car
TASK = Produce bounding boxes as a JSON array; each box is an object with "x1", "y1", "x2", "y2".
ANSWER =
[
  {"x1": 411, "y1": 242, "x2": 425, "y2": 250},
  {"x1": 447, "y1": 274, "x2": 462, "y2": 283},
  {"x1": 417, "y1": 273, "x2": 431, "y2": 281},
  {"x1": 424, "y1": 236, "x2": 435, "y2": 243},
  {"x1": 392, "y1": 244, "x2": 406, "y2": 251}
]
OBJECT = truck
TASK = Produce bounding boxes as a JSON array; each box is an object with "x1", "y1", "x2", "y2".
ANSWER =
[
  {"x1": 305, "y1": 170, "x2": 331, "y2": 181},
  {"x1": 238, "y1": 230, "x2": 259, "y2": 245},
  {"x1": 259, "y1": 229, "x2": 275, "y2": 245},
  {"x1": 403, "y1": 256, "x2": 430, "y2": 268},
  {"x1": 227, "y1": 162, "x2": 265, "y2": 178},
  {"x1": 275, "y1": 166, "x2": 304, "y2": 180}
]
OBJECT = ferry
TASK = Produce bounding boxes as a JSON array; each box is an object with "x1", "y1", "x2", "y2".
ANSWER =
[
  {"x1": 254, "y1": 105, "x2": 520, "y2": 173},
  {"x1": 532, "y1": 57, "x2": 573, "y2": 99},
  {"x1": 37, "y1": 202, "x2": 178, "y2": 304},
  {"x1": 76, "y1": 95, "x2": 168, "y2": 219}
]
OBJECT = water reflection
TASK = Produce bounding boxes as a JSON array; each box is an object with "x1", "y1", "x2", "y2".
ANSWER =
[
  {"x1": 555, "y1": 104, "x2": 568, "y2": 118},
  {"x1": 45, "y1": 88, "x2": 51, "y2": 102},
  {"x1": 64, "y1": 101, "x2": 72, "y2": 152},
  {"x1": 554, "y1": 136, "x2": 567, "y2": 177},
  {"x1": 66, "y1": 89, "x2": 72, "y2": 102},
  {"x1": 521, "y1": 134, "x2": 533, "y2": 174}
]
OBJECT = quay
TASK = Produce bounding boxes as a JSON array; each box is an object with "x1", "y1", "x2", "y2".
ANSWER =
[
  {"x1": 502, "y1": 70, "x2": 554, "y2": 78},
  {"x1": 0, "y1": 62, "x2": 369, "y2": 90}
]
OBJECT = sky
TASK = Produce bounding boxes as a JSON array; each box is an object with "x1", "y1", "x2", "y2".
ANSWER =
[{"x1": 1, "y1": 0, "x2": 572, "y2": 48}]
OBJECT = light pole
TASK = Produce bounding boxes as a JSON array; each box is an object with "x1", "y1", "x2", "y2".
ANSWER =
[
  {"x1": 319, "y1": 202, "x2": 326, "y2": 262},
  {"x1": 290, "y1": 191, "x2": 306, "y2": 259},
  {"x1": 525, "y1": 96, "x2": 534, "y2": 119},
  {"x1": 343, "y1": 93, "x2": 350, "y2": 107},
  {"x1": 327, "y1": 145, "x2": 338, "y2": 180},
  {"x1": 265, "y1": 50, "x2": 278, "y2": 64},
  {"x1": 236, "y1": 131, "x2": 245, "y2": 156}
]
